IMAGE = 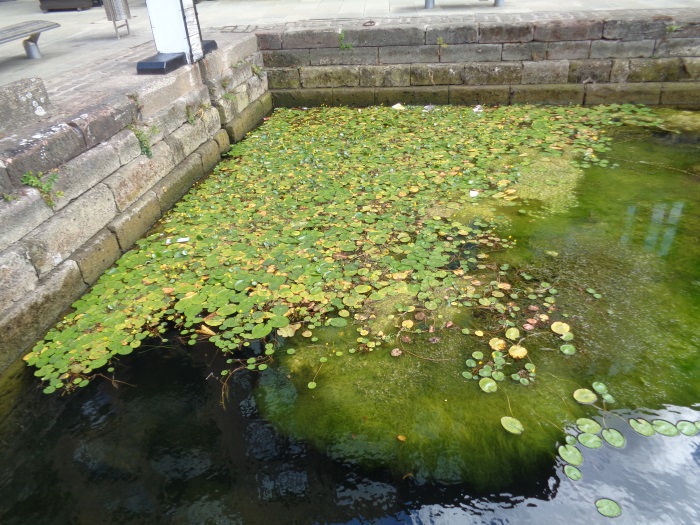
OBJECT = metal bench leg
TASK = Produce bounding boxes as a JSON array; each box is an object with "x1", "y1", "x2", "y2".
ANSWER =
[
  {"x1": 425, "y1": 0, "x2": 435, "y2": 8},
  {"x1": 23, "y1": 33, "x2": 42, "y2": 59},
  {"x1": 495, "y1": 0, "x2": 505, "y2": 6}
]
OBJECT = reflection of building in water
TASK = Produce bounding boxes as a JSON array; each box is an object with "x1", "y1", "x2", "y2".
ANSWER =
[{"x1": 620, "y1": 202, "x2": 684, "y2": 256}]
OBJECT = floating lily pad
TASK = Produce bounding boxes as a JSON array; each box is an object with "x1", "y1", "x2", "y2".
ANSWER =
[
  {"x1": 591, "y1": 381, "x2": 608, "y2": 394},
  {"x1": 595, "y1": 498, "x2": 622, "y2": 518},
  {"x1": 602, "y1": 393, "x2": 616, "y2": 404},
  {"x1": 573, "y1": 388, "x2": 597, "y2": 405},
  {"x1": 560, "y1": 344, "x2": 576, "y2": 355},
  {"x1": 652, "y1": 419, "x2": 680, "y2": 436},
  {"x1": 558, "y1": 444, "x2": 583, "y2": 466},
  {"x1": 602, "y1": 428, "x2": 626, "y2": 448},
  {"x1": 564, "y1": 465, "x2": 582, "y2": 481},
  {"x1": 492, "y1": 371, "x2": 505, "y2": 381},
  {"x1": 508, "y1": 345, "x2": 527, "y2": 359},
  {"x1": 500, "y1": 416, "x2": 524, "y2": 434},
  {"x1": 576, "y1": 418, "x2": 602, "y2": 434},
  {"x1": 479, "y1": 377, "x2": 498, "y2": 393},
  {"x1": 505, "y1": 327, "x2": 520, "y2": 341},
  {"x1": 327, "y1": 317, "x2": 348, "y2": 328},
  {"x1": 578, "y1": 433, "x2": 603, "y2": 449},
  {"x1": 307, "y1": 382, "x2": 317, "y2": 389},
  {"x1": 566, "y1": 435, "x2": 577, "y2": 446},
  {"x1": 560, "y1": 332, "x2": 574, "y2": 342},
  {"x1": 629, "y1": 418, "x2": 655, "y2": 437},
  {"x1": 677, "y1": 420, "x2": 699, "y2": 436},
  {"x1": 489, "y1": 338, "x2": 507, "y2": 351},
  {"x1": 551, "y1": 322, "x2": 570, "y2": 335}
]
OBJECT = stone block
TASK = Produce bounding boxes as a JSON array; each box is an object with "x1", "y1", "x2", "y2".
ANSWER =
[
  {"x1": 568, "y1": 60, "x2": 612, "y2": 83},
  {"x1": 126, "y1": 65, "x2": 205, "y2": 120},
  {"x1": 0, "y1": 78, "x2": 53, "y2": 135},
  {"x1": 379, "y1": 46, "x2": 439, "y2": 64},
  {"x1": 610, "y1": 59, "x2": 631, "y2": 83},
  {"x1": 70, "y1": 228, "x2": 121, "y2": 285},
  {"x1": 522, "y1": 61, "x2": 569, "y2": 85},
  {"x1": 221, "y1": 84, "x2": 250, "y2": 118},
  {"x1": 109, "y1": 129, "x2": 142, "y2": 166},
  {"x1": 511, "y1": 84, "x2": 585, "y2": 105},
  {"x1": 224, "y1": 34, "x2": 260, "y2": 66},
  {"x1": 426, "y1": 23, "x2": 479, "y2": 45},
  {"x1": 479, "y1": 22, "x2": 533, "y2": 44},
  {"x1": 247, "y1": 74, "x2": 268, "y2": 102},
  {"x1": 585, "y1": 83, "x2": 662, "y2": 105},
  {"x1": 654, "y1": 38, "x2": 700, "y2": 58},
  {"x1": 197, "y1": 140, "x2": 222, "y2": 174},
  {"x1": 51, "y1": 142, "x2": 121, "y2": 210},
  {"x1": 660, "y1": 83, "x2": 700, "y2": 108},
  {"x1": 1, "y1": 123, "x2": 86, "y2": 184},
  {"x1": 343, "y1": 26, "x2": 425, "y2": 47},
  {"x1": 0, "y1": 189, "x2": 53, "y2": 252},
  {"x1": 260, "y1": 92, "x2": 273, "y2": 116},
  {"x1": 0, "y1": 260, "x2": 87, "y2": 371},
  {"x1": 309, "y1": 47, "x2": 379, "y2": 66},
  {"x1": 109, "y1": 191, "x2": 161, "y2": 251},
  {"x1": 105, "y1": 141, "x2": 176, "y2": 212},
  {"x1": 300, "y1": 66, "x2": 360, "y2": 88},
  {"x1": 215, "y1": 96, "x2": 238, "y2": 124},
  {"x1": 271, "y1": 89, "x2": 334, "y2": 108},
  {"x1": 534, "y1": 19, "x2": 603, "y2": 41},
  {"x1": 213, "y1": 129, "x2": 231, "y2": 155},
  {"x1": 199, "y1": 33, "x2": 258, "y2": 81},
  {"x1": 268, "y1": 68, "x2": 301, "y2": 89},
  {"x1": 21, "y1": 184, "x2": 117, "y2": 277},
  {"x1": 66, "y1": 95, "x2": 137, "y2": 149},
  {"x1": 627, "y1": 58, "x2": 682, "y2": 82},
  {"x1": 463, "y1": 62, "x2": 522, "y2": 86},
  {"x1": 0, "y1": 166, "x2": 11, "y2": 195},
  {"x1": 502, "y1": 42, "x2": 546, "y2": 61},
  {"x1": 439, "y1": 44, "x2": 502, "y2": 63},
  {"x1": 411, "y1": 64, "x2": 464, "y2": 86},
  {"x1": 546, "y1": 41, "x2": 591, "y2": 60},
  {"x1": 143, "y1": 86, "x2": 210, "y2": 139},
  {"x1": 225, "y1": 96, "x2": 271, "y2": 143},
  {"x1": 0, "y1": 246, "x2": 38, "y2": 312},
  {"x1": 166, "y1": 117, "x2": 210, "y2": 165},
  {"x1": 230, "y1": 62, "x2": 254, "y2": 90},
  {"x1": 256, "y1": 30, "x2": 283, "y2": 50},
  {"x1": 263, "y1": 50, "x2": 311, "y2": 68},
  {"x1": 590, "y1": 40, "x2": 656, "y2": 59},
  {"x1": 359, "y1": 65, "x2": 411, "y2": 87},
  {"x1": 448, "y1": 85, "x2": 510, "y2": 106},
  {"x1": 283, "y1": 29, "x2": 341, "y2": 49},
  {"x1": 603, "y1": 19, "x2": 669, "y2": 41},
  {"x1": 245, "y1": 52, "x2": 265, "y2": 70},
  {"x1": 331, "y1": 88, "x2": 376, "y2": 107},
  {"x1": 681, "y1": 58, "x2": 700, "y2": 81},
  {"x1": 152, "y1": 154, "x2": 204, "y2": 214},
  {"x1": 374, "y1": 87, "x2": 449, "y2": 106},
  {"x1": 667, "y1": 21, "x2": 700, "y2": 39}
]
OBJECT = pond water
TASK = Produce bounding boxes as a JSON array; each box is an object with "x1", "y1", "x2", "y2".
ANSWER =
[{"x1": 1, "y1": 107, "x2": 699, "y2": 524}]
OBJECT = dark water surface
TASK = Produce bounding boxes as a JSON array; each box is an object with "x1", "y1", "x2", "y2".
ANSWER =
[{"x1": 1, "y1": 126, "x2": 698, "y2": 525}]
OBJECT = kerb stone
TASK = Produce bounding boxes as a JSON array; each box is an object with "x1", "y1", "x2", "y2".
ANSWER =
[
  {"x1": 522, "y1": 61, "x2": 569, "y2": 85},
  {"x1": 66, "y1": 95, "x2": 137, "y2": 149},
  {"x1": 343, "y1": 26, "x2": 425, "y2": 47},
  {"x1": 380, "y1": 46, "x2": 439, "y2": 64},
  {"x1": 426, "y1": 23, "x2": 478, "y2": 45},
  {"x1": 511, "y1": 84, "x2": 585, "y2": 105},
  {"x1": 568, "y1": 60, "x2": 612, "y2": 83},
  {"x1": 654, "y1": 39, "x2": 700, "y2": 58},
  {"x1": 603, "y1": 19, "x2": 669, "y2": 40},
  {"x1": 585, "y1": 83, "x2": 662, "y2": 105},
  {"x1": 534, "y1": 19, "x2": 603, "y2": 41},
  {"x1": 256, "y1": 31, "x2": 283, "y2": 50},
  {"x1": 109, "y1": 191, "x2": 162, "y2": 251},
  {"x1": 0, "y1": 189, "x2": 53, "y2": 252},
  {"x1": 0, "y1": 246, "x2": 38, "y2": 312},
  {"x1": 502, "y1": 43, "x2": 546, "y2": 61},
  {"x1": 268, "y1": 68, "x2": 301, "y2": 89},
  {"x1": 70, "y1": 228, "x2": 121, "y2": 285},
  {"x1": 331, "y1": 88, "x2": 376, "y2": 107},
  {"x1": 479, "y1": 22, "x2": 533, "y2": 43},
  {"x1": 546, "y1": 41, "x2": 591, "y2": 60},
  {"x1": 374, "y1": 86, "x2": 449, "y2": 106},
  {"x1": 271, "y1": 89, "x2": 334, "y2": 108},
  {"x1": 151, "y1": 154, "x2": 204, "y2": 214},
  {"x1": 449, "y1": 85, "x2": 510, "y2": 105},
  {"x1": 660, "y1": 83, "x2": 700, "y2": 107},
  {"x1": 283, "y1": 29, "x2": 340, "y2": 49},
  {"x1": 359, "y1": 65, "x2": 411, "y2": 87},
  {"x1": 300, "y1": 66, "x2": 360, "y2": 88},
  {"x1": 463, "y1": 62, "x2": 522, "y2": 85},
  {"x1": 590, "y1": 40, "x2": 656, "y2": 59},
  {"x1": 439, "y1": 44, "x2": 502, "y2": 63},
  {"x1": 309, "y1": 47, "x2": 379, "y2": 66},
  {"x1": 263, "y1": 50, "x2": 311, "y2": 68}
]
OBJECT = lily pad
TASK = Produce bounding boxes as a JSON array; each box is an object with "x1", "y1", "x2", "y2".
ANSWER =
[
  {"x1": 595, "y1": 498, "x2": 622, "y2": 518},
  {"x1": 564, "y1": 465, "x2": 582, "y2": 481},
  {"x1": 479, "y1": 377, "x2": 498, "y2": 393},
  {"x1": 578, "y1": 433, "x2": 603, "y2": 449},
  {"x1": 652, "y1": 419, "x2": 680, "y2": 436},
  {"x1": 558, "y1": 444, "x2": 583, "y2": 466},
  {"x1": 505, "y1": 327, "x2": 520, "y2": 341},
  {"x1": 573, "y1": 388, "x2": 598, "y2": 405},
  {"x1": 560, "y1": 344, "x2": 576, "y2": 355},
  {"x1": 576, "y1": 417, "x2": 602, "y2": 434},
  {"x1": 508, "y1": 345, "x2": 527, "y2": 359},
  {"x1": 500, "y1": 416, "x2": 524, "y2": 434},
  {"x1": 592, "y1": 381, "x2": 608, "y2": 394},
  {"x1": 629, "y1": 418, "x2": 655, "y2": 437},
  {"x1": 677, "y1": 420, "x2": 699, "y2": 436},
  {"x1": 602, "y1": 428, "x2": 626, "y2": 448},
  {"x1": 551, "y1": 321, "x2": 570, "y2": 335}
]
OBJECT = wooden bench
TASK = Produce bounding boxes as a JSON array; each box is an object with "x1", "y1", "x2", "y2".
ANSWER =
[{"x1": 0, "y1": 21, "x2": 61, "y2": 59}]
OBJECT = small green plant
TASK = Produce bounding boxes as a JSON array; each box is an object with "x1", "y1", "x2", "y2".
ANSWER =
[
  {"x1": 223, "y1": 92, "x2": 237, "y2": 102},
  {"x1": 338, "y1": 31, "x2": 352, "y2": 50},
  {"x1": 2, "y1": 193, "x2": 16, "y2": 202},
  {"x1": 128, "y1": 124, "x2": 157, "y2": 158},
  {"x1": 437, "y1": 37, "x2": 448, "y2": 60},
  {"x1": 665, "y1": 23, "x2": 682, "y2": 32},
  {"x1": 20, "y1": 171, "x2": 63, "y2": 207},
  {"x1": 221, "y1": 78, "x2": 230, "y2": 89},
  {"x1": 250, "y1": 63, "x2": 263, "y2": 78}
]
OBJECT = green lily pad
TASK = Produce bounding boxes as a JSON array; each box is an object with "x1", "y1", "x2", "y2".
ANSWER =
[
  {"x1": 479, "y1": 377, "x2": 498, "y2": 393},
  {"x1": 564, "y1": 465, "x2": 582, "y2": 481},
  {"x1": 652, "y1": 419, "x2": 680, "y2": 436},
  {"x1": 629, "y1": 418, "x2": 655, "y2": 437},
  {"x1": 551, "y1": 321, "x2": 570, "y2": 335},
  {"x1": 591, "y1": 381, "x2": 608, "y2": 394},
  {"x1": 602, "y1": 428, "x2": 626, "y2": 448},
  {"x1": 500, "y1": 416, "x2": 524, "y2": 434},
  {"x1": 558, "y1": 444, "x2": 583, "y2": 466},
  {"x1": 505, "y1": 327, "x2": 520, "y2": 341},
  {"x1": 560, "y1": 332, "x2": 574, "y2": 342},
  {"x1": 307, "y1": 382, "x2": 317, "y2": 389},
  {"x1": 595, "y1": 498, "x2": 622, "y2": 518},
  {"x1": 602, "y1": 393, "x2": 616, "y2": 404},
  {"x1": 566, "y1": 435, "x2": 577, "y2": 446},
  {"x1": 327, "y1": 317, "x2": 348, "y2": 328},
  {"x1": 573, "y1": 388, "x2": 597, "y2": 405},
  {"x1": 578, "y1": 432, "x2": 603, "y2": 449},
  {"x1": 560, "y1": 344, "x2": 576, "y2": 355},
  {"x1": 576, "y1": 418, "x2": 602, "y2": 434},
  {"x1": 677, "y1": 420, "x2": 699, "y2": 436}
]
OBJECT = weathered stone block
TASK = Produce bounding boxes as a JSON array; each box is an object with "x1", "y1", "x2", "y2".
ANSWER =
[
  {"x1": 268, "y1": 68, "x2": 301, "y2": 89},
  {"x1": 108, "y1": 129, "x2": 142, "y2": 166},
  {"x1": 224, "y1": 34, "x2": 260, "y2": 66},
  {"x1": 411, "y1": 64, "x2": 464, "y2": 86},
  {"x1": 143, "y1": 86, "x2": 209, "y2": 139},
  {"x1": 479, "y1": 22, "x2": 533, "y2": 44},
  {"x1": 534, "y1": 19, "x2": 603, "y2": 41},
  {"x1": 198, "y1": 33, "x2": 258, "y2": 81},
  {"x1": 426, "y1": 23, "x2": 479, "y2": 45},
  {"x1": 379, "y1": 46, "x2": 439, "y2": 64},
  {"x1": 259, "y1": 92, "x2": 273, "y2": 116},
  {"x1": 22, "y1": 183, "x2": 117, "y2": 277},
  {"x1": 256, "y1": 30, "x2": 283, "y2": 50},
  {"x1": 152, "y1": 154, "x2": 204, "y2": 214},
  {"x1": 0, "y1": 246, "x2": 38, "y2": 312},
  {"x1": 603, "y1": 19, "x2": 669, "y2": 41},
  {"x1": 681, "y1": 58, "x2": 700, "y2": 81},
  {"x1": 660, "y1": 83, "x2": 700, "y2": 107},
  {"x1": 331, "y1": 88, "x2": 376, "y2": 107},
  {"x1": 271, "y1": 89, "x2": 334, "y2": 108},
  {"x1": 667, "y1": 21, "x2": 700, "y2": 39},
  {"x1": 610, "y1": 59, "x2": 631, "y2": 83},
  {"x1": 221, "y1": 84, "x2": 249, "y2": 118},
  {"x1": 70, "y1": 228, "x2": 121, "y2": 285},
  {"x1": 502, "y1": 42, "x2": 546, "y2": 61},
  {"x1": 127, "y1": 65, "x2": 205, "y2": 120},
  {"x1": 0, "y1": 260, "x2": 87, "y2": 371},
  {"x1": 300, "y1": 66, "x2": 360, "y2": 88},
  {"x1": 0, "y1": 189, "x2": 53, "y2": 252},
  {"x1": 359, "y1": 65, "x2": 411, "y2": 87},
  {"x1": 439, "y1": 44, "x2": 502, "y2": 63},
  {"x1": 166, "y1": 117, "x2": 210, "y2": 165},
  {"x1": 546, "y1": 41, "x2": 591, "y2": 60},
  {"x1": 197, "y1": 140, "x2": 222, "y2": 174},
  {"x1": 263, "y1": 50, "x2": 310, "y2": 68},
  {"x1": 568, "y1": 60, "x2": 612, "y2": 83},
  {"x1": 374, "y1": 87, "x2": 449, "y2": 106},
  {"x1": 585, "y1": 83, "x2": 662, "y2": 105},
  {"x1": 309, "y1": 47, "x2": 379, "y2": 66},
  {"x1": 627, "y1": 58, "x2": 682, "y2": 82},
  {"x1": 109, "y1": 191, "x2": 161, "y2": 251},
  {"x1": 654, "y1": 38, "x2": 700, "y2": 58},
  {"x1": 511, "y1": 84, "x2": 585, "y2": 105},
  {"x1": 245, "y1": 52, "x2": 265, "y2": 70},
  {"x1": 463, "y1": 62, "x2": 522, "y2": 86},
  {"x1": 52, "y1": 142, "x2": 121, "y2": 210},
  {"x1": 66, "y1": 95, "x2": 137, "y2": 149},
  {"x1": 213, "y1": 129, "x2": 231, "y2": 155},
  {"x1": 230, "y1": 62, "x2": 254, "y2": 90},
  {"x1": 225, "y1": 97, "x2": 271, "y2": 143},
  {"x1": 215, "y1": 96, "x2": 238, "y2": 124},
  {"x1": 0, "y1": 166, "x2": 11, "y2": 195},
  {"x1": 105, "y1": 141, "x2": 176, "y2": 212},
  {"x1": 522, "y1": 61, "x2": 569, "y2": 85},
  {"x1": 283, "y1": 29, "x2": 341, "y2": 49},
  {"x1": 343, "y1": 26, "x2": 425, "y2": 47},
  {"x1": 0, "y1": 78, "x2": 53, "y2": 135},
  {"x1": 449, "y1": 85, "x2": 510, "y2": 106},
  {"x1": 590, "y1": 40, "x2": 656, "y2": 59},
  {"x1": 247, "y1": 74, "x2": 268, "y2": 102}
]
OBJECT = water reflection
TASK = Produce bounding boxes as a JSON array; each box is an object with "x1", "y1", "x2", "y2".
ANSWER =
[{"x1": 620, "y1": 201, "x2": 684, "y2": 256}]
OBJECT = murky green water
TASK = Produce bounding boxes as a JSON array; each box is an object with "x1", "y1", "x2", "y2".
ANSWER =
[{"x1": 0, "y1": 109, "x2": 698, "y2": 524}]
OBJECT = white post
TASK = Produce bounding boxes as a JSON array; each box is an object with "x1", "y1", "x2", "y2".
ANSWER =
[{"x1": 145, "y1": 0, "x2": 203, "y2": 64}]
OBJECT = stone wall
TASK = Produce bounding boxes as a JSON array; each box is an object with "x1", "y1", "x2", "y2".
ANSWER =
[
  {"x1": 260, "y1": 10, "x2": 700, "y2": 108},
  {"x1": 0, "y1": 33, "x2": 271, "y2": 371}
]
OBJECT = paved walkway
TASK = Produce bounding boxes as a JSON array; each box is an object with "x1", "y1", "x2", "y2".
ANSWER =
[{"x1": 0, "y1": 0, "x2": 698, "y2": 95}]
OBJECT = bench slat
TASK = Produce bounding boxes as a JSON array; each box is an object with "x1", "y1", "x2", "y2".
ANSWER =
[{"x1": 0, "y1": 21, "x2": 61, "y2": 45}]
